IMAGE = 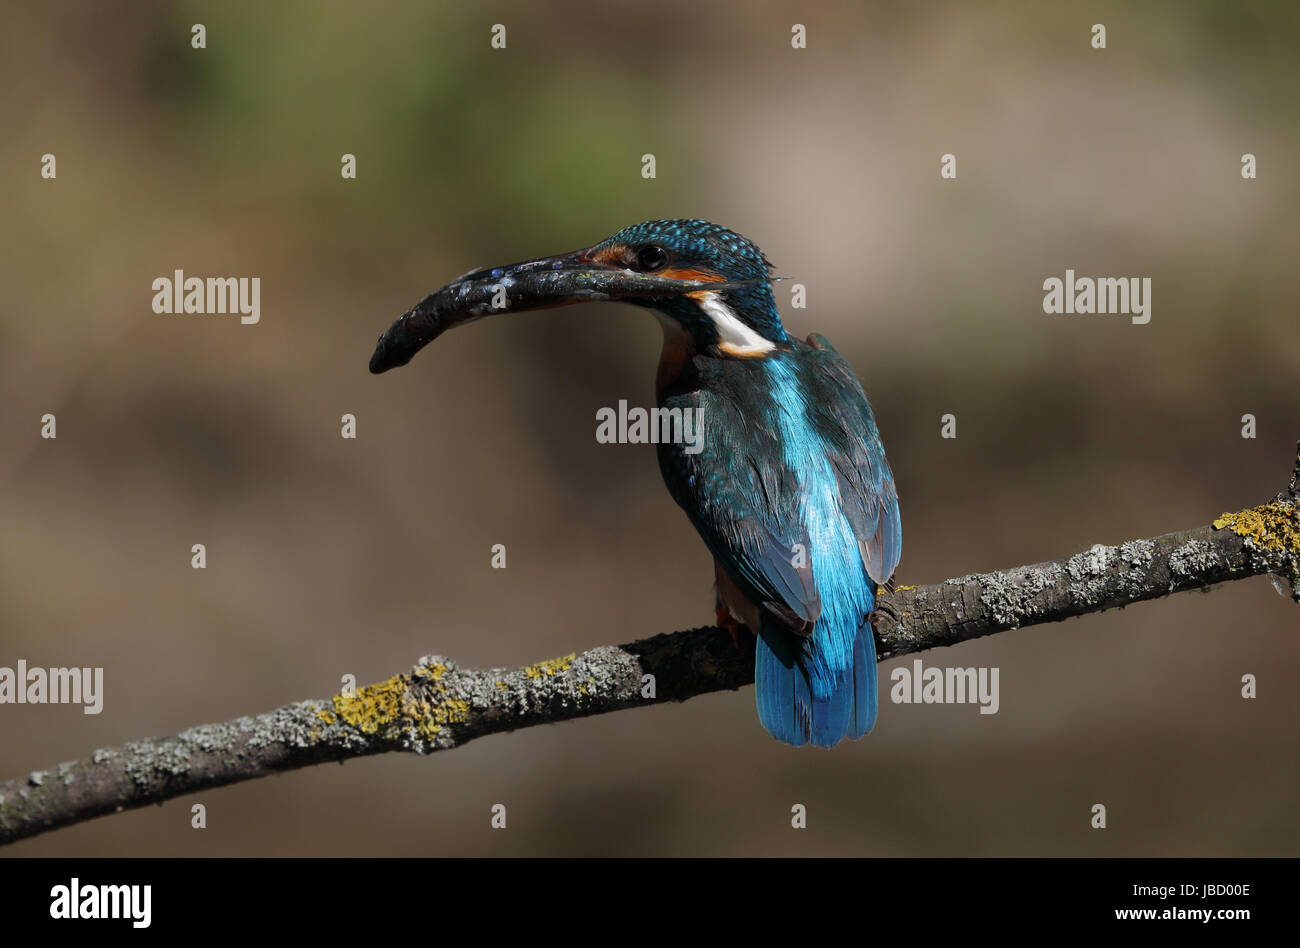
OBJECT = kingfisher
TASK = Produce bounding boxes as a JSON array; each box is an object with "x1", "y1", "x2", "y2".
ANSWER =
[{"x1": 370, "y1": 219, "x2": 901, "y2": 747}]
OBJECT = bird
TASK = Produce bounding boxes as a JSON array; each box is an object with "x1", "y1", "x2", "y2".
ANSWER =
[{"x1": 370, "y1": 219, "x2": 901, "y2": 747}]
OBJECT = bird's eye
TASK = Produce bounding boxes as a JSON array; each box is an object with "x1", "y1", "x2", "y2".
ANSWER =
[{"x1": 636, "y1": 245, "x2": 669, "y2": 271}]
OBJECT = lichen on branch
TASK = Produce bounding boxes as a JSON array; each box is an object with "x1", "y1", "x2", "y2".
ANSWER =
[{"x1": 1, "y1": 442, "x2": 1296, "y2": 847}]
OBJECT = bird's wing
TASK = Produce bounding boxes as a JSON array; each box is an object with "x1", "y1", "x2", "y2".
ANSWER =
[
  {"x1": 803, "y1": 332, "x2": 902, "y2": 586},
  {"x1": 657, "y1": 384, "x2": 821, "y2": 637}
]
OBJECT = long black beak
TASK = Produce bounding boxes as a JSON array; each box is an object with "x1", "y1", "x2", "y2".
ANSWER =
[{"x1": 369, "y1": 247, "x2": 755, "y2": 373}]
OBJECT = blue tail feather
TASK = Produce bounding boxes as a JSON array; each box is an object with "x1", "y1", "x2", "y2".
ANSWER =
[
  {"x1": 755, "y1": 614, "x2": 878, "y2": 747},
  {"x1": 847, "y1": 617, "x2": 878, "y2": 739},
  {"x1": 755, "y1": 630, "x2": 811, "y2": 747}
]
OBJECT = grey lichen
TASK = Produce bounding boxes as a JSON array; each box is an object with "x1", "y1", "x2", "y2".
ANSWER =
[
  {"x1": 122, "y1": 739, "x2": 193, "y2": 790},
  {"x1": 242, "y1": 704, "x2": 331, "y2": 751},
  {"x1": 1238, "y1": 537, "x2": 1284, "y2": 576},
  {"x1": 1169, "y1": 538, "x2": 1218, "y2": 581},
  {"x1": 176, "y1": 719, "x2": 244, "y2": 755},
  {"x1": 1114, "y1": 539, "x2": 1156, "y2": 595},
  {"x1": 977, "y1": 563, "x2": 1063, "y2": 627},
  {"x1": 1065, "y1": 543, "x2": 1116, "y2": 605},
  {"x1": 1119, "y1": 539, "x2": 1155, "y2": 567},
  {"x1": 1067, "y1": 543, "x2": 1115, "y2": 579}
]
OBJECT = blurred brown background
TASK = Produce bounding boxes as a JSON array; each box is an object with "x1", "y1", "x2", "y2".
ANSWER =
[{"x1": 2, "y1": 1, "x2": 1297, "y2": 856}]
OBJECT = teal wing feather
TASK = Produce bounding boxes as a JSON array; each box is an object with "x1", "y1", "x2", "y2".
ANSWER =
[{"x1": 656, "y1": 380, "x2": 820, "y2": 637}]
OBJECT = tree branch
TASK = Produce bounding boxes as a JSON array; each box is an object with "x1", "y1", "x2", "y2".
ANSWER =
[{"x1": 2, "y1": 443, "x2": 1296, "y2": 846}]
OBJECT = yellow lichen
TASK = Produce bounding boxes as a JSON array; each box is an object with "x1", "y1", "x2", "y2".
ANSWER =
[
  {"x1": 523, "y1": 653, "x2": 576, "y2": 679},
  {"x1": 411, "y1": 663, "x2": 449, "y2": 682},
  {"x1": 416, "y1": 696, "x2": 471, "y2": 738},
  {"x1": 328, "y1": 675, "x2": 409, "y2": 734},
  {"x1": 1213, "y1": 502, "x2": 1300, "y2": 555},
  {"x1": 318, "y1": 669, "x2": 470, "y2": 740}
]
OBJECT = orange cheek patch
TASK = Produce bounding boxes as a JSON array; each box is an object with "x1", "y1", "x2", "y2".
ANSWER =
[
  {"x1": 662, "y1": 267, "x2": 725, "y2": 283},
  {"x1": 588, "y1": 244, "x2": 630, "y2": 267},
  {"x1": 684, "y1": 289, "x2": 723, "y2": 312}
]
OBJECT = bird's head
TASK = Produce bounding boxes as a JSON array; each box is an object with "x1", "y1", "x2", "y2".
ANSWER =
[
  {"x1": 585, "y1": 219, "x2": 787, "y2": 355},
  {"x1": 370, "y1": 219, "x2": 787, "y2": 373}
]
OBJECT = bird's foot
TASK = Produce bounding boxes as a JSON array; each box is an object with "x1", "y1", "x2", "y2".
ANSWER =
[{"x1": 869, "y1": 585, "x2": 907, "y2": 657}]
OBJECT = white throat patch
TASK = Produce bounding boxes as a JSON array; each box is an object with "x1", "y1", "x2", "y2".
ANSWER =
[{"x1": 695, "y1": 291, "x2": 775, "y2": 357}]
